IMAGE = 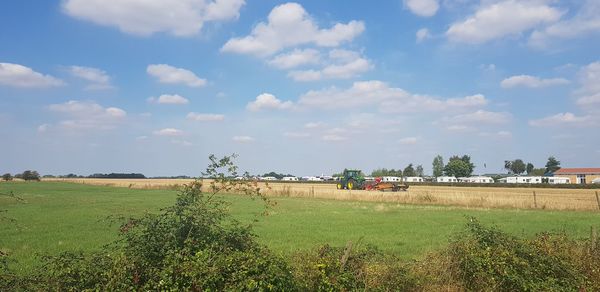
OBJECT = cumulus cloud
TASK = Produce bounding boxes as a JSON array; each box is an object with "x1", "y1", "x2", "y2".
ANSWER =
[
  {"x1": 186, "y1": 112, "x2": 225, "y2": 121},
  {"x1": 404, "y1": 0, "x2": 439, "y2": 17},
  {"x1": 268, "y1": 49, "x2": 321, "y2": 69},
  {"x1": 416, "y1": 28, "x2": 432, "y2": 43},
  {"x1": 148, "y1": 94, "x2": 189, "y2": 105},
  {"x1": 232, "y1": 135, "x2": 254, "y2": 143},
  {"x1": 501, "y1": 75, "x2": 570, "y2": 88},
  {"x1": 221, "y1": 2, "x2": 364, "y2": 56},
  {"x1": 0, "y1": 62, "x2": 64, "y2": 88},
  {"x1": 575, "y1": 61, "x2": 600, "y2": 109},
  {"x1": 445, "y1": 110, "x2": 512, "y2": 124},
  {"x1": 446, "y1": 0, "x2": 563, "y2": 44},
  {"x1": 297, "y1": 80, "x2": 487, "y2": 113},
  {"x1": 48, "y1": 100, "x2": 126, "y2": 130},
  {"x1": 322, "y1": 134, "x2": 347, "y2": 142},
  {"x1": 304, "y1": 122, "x2": 325, "y2": 129},
  {"x1": 62, "y1": 0, "x2": 245, "y2": 36},
  {"x1": 147, "y1": 64, "x2": 207, "y2": 87},
  {"x1": 283, "y1": 132, "x2": 310, "y2": 138},
  {"x1": 398, "y1": 137, "x2": 419, "y2": 145},
  {"x1": 529, "y1": 112, "x2": 594, "y2": 127},
  {"x1": 247, "y1": 93, "x2": 294, "y2": 111},
  {"x1": 69, "y1": 66, "x2": 113, "y2": 90},
  {"x1": 529, "y1": 0, "x2": 600, "y2": 48},
  {"x1": 153, "y1": 128, "x2": 184, "y2": 136},
  {"x1": 288, "y1": 49, "x2": 372, "y2": 81}
]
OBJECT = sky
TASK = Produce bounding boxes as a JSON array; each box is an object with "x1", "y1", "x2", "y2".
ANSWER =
[{"x1": 0, "y1": 0, "x2": 599, "y2": 177}]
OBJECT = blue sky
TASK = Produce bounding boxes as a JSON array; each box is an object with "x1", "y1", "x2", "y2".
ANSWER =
[{"x1": 1, "y1": 0, "x2": 599, "y2": 177}]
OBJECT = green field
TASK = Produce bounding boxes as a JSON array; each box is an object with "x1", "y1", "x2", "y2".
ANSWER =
[{"x1": 2, "y1": 181, "x2": 600, "y2": 273}]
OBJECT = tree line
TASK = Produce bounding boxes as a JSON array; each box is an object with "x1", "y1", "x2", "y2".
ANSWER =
[{"x1": 1, "y1": 171, "x2": 148, "y2": 181}]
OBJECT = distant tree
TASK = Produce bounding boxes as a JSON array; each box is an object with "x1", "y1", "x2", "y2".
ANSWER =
[
  {"x1": 370, "y1": 168, "x2": 402, "y2": 177},
  {"x1": 2, "y1": 173, "x2": 12, "y2": 181},
  {"x1": 444, "y1": 159, "x2": 472, "y2": 177},
  {"x1": 504, "y1": 160, "x2": 513, "y2": 174},
  {"x1": 510, "y1": 159, "x2": 526, "y2": 175},
  {"x1": 432, "y1": 155, "x2": 444, "y2": 177},
  {"x1": 530, "y1": 168, "x2": 546, "y2": 176},
  {"x1": 526, "y1": 163, "x2": 534, "y2": 175},
  {"x1": 21, "y1": 170, "x2": 40, "y2": 181},
  {"x1": 545, "y1": 156, "x2": 561, "y2": 174},
  {"x1": 415, "y1": 165, "x2": 424, "y2": 177},
  {"x1": 403, "y1": 164, "x2": 416, "y2": 177}
]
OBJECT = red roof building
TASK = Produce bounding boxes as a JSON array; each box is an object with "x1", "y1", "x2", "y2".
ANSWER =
[{"x1": 554, "y1": 168, "x2": 600, "y2": 184}]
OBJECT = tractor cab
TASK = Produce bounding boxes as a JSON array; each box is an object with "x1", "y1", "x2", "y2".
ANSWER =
[{"x1": 337, "y1": 169, "x2": 365, "y2": 190}]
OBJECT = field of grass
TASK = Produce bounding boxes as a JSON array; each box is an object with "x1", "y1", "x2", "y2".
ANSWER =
[
  {"x1": 2, "y1": 181, "x2": 600, "y2": 274},
  {"x1": 47, "y1": 178, "x2": 600, "y2": 210}
]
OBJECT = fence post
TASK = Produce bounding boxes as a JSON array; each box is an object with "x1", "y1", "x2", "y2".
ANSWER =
[
  {"x1": 591, "y1": 226, "x2": 597, "y2": 252},
  {"x1": 595, "y1": 191, "x2": 600, "y2": 211},
  {"x1": 533, "y1": 191, "x2": 538, "y2": 208}
]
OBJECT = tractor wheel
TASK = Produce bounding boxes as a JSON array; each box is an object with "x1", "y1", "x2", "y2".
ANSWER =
[
  {"x1": 347, "y1": 179, "x2": 355, "y2": 190},
  {"x1": 336, "y1": 183, "x2": 343, "y2": 190}
]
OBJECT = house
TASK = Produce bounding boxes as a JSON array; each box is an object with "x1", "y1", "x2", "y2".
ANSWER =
[
  {"x1": 460, "y1": 176, "x2": 494, "y2": 183},
  {"x1": 404, "y1": 176, "x2": 423, "y2": 182},
  {"x1": 436, "y1": 176, "x2": 458, "y2": 183},
  {"x1": 554, "y1": 168, "x2": 600, "y2": 184},
  {"x1": 506, "y1": 176, "x2": 543, "y2": 184},
  {"x1": 381, "y1": 176, "x2": 402, "y2": 182}
]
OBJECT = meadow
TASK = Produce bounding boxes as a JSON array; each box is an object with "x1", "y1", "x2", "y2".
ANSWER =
[{"x1": 2, "y1": 181, "x2": 600, "y2": 275}]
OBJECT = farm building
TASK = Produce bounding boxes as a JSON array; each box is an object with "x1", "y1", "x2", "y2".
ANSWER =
[
  {"x1": 381, "y1": 176, "x2": 402, "y2": 182},
  {"x1": 459, "y1": 176, "x2": 494, "y2": 183},
  {"x1": 404, "y1": 177, "x2": 423, "y2": 182},
  {"x1": 554, "y1": 168, "x2": 600, "y2": 184}
]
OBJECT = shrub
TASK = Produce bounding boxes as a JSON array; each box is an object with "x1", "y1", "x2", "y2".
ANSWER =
[{"x1": 1, "y1": 173, "x2": 12, "y2": 181}]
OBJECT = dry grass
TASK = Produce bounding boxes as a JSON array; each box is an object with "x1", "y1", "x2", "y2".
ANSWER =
[{"x1": 43, "y1": 178, "x2": 600, "y2": 211}]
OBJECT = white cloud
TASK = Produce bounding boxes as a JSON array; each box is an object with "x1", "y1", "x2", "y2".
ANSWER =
[
  {"x1": 62, "y1": 0, "x2": 244, "y2": 36},
  {"x1": 529, "y1": 0, "x2": 600, "y2": 48},
  {"x1": 48, "y1": 100, "x2": 126, "y2": 130},
  {"x1": 0, "y1": 62, "x2": 64, "y2": 88},
  {"x1": 322, "y1": 134, "x2": 347, "y2": 142},
  {"x1": 221, "y1": 2, "x2": 364, "y2": 56},
  {"x1": 37, "y1": 124, "x2": 49, "y2": 133},
  {"x1": 247, "y1": 93, "x2": 294, "y2": 111},
  {"x1": 446, "y1": 110, "x2": 512, "y2": 124},
  {"x1": 69, "y1": 66, "x2": 113, "y2": 90},
  {"x1": 500, "y1": 75, "x2": 570, "y2": 88},
  {"x1": 171, "y1": 139, "x2": 192, "y2": 146},
  {"x1": 446, "y1": 0, "x2": 563, "y2": 44},
  {"x1": 147, "y1": 64, "x2": 206, "y2": 87},
  {"x1": 399, "y1": 137, "x2": 419, "y2": 145},
  {"x1": 298, "y1": 80, "x2": 487, "y2": 113},
  {"x1": 186, "y1": 112, "x2": 225, "y2": 121},
  {"x1": 529, "y1": 112, "x2": 593, "y2": 127},
  {"x1": 288, "y1": 50, "x2": 372, "y2": 81},
  {"x1": 404, "y1": 0, "x2": 439, "y2": 17},
  {"x1": 136, "y1": 136, "x2": 148, "y2": 140},
  {"x1": 232, "y1": 135, "x2": 254, "y2": 143},
  {"x1": 479, "y1": 130, "x2": 513, "y2": 138},
  {"x1": 575, "y1": 62, "x2": 600, "y2": 108},
  {"x1": 304, "y1": 122, "x2": 325, "y2": 129},
  {"x1": 283, "y1": 132, "x2": 310, "y2": 138},
  {"x1": 268, "y1": 49, "x2": 321, "y2": 69},
  {"x1": 416, "y1": 28, "x2": 432, "y2": 43},
  {"x1": 153, "y1": 128, "x2": 184, "y2": 136},
  {"x1": 148, "y1": 94, "x2": 189, "y2": 105}
]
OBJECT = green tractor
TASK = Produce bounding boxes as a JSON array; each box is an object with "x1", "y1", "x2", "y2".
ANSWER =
[{"x1": 336, "y1": 169, "x2": 365, "y2": 190}]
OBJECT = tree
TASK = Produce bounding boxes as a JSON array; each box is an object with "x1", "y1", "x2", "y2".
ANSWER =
[
  {"x1": 504, "y1": 160, "x2": 513, "y2": 174},
  {"x1": 1, "y1": 173, "x2": 12, "y2": 181},
  {"x1": 545, "y1": 156, "x2": 561, "y2": 174},
  {"x1": 510, "y1": 159, "x2": 526, "y2": 175},
  {"x1": 443, "y1": 159, "x2": 472, "y2": 177},
  {"x1": 370, "y1": 168, "x2": 402, "y2": 177},
  {"x1": 432, "y1": 155, "x2": 444, "y2": 177},
  {"x1": 526, "y1": 163, "x2": 534, "y2": 175},
  {"x1": 529, "y1": 168, "x2": 546, "y2": 176},
  {"x1": 21, "y1": 170, "x2": 40, "y2": 181},
  {"x1": 403, "y1": 164, "x2": 416, "y2": 177},
  {"x1": 415, "y1": 165, "x2": 424, "y2": 177}
]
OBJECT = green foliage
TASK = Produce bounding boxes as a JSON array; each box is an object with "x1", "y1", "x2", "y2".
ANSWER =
[
  {"x1": 448, "y1": 218, "x2": 585, "y2": 291},
  {"x1": 262, "y1": 171, "x2": 294, "y2": 180},
  {"x1": 504, "y1": 159, "x2": 531, "y2": 175},
  {"x1": 1, "y1": 173, "x2": 12, "y2": 181},
  {"x1": 370, "y1": 168, "x2": 402, "y2": 177},
  {"x1": 403, "y1": 164, "x2": 416, "y2": 177},
  {"x1": 530, "y1": 167, "x2": 546, "y2": 176},
  {"x1": 21, "y1": 170, "x2": 40, "y2": 181},
  {"x1": 415, "y1": 165, "x2": 424, "y2": 177},
  {"x1": 291, "y1": 244, "x2": 417, "y2": 291},
  {"x1": 545, "y1": 156, "x2": 561, "y2": 174},
  {"x1": 526, "y1": 163, "x2": 535, "y2": 175},
  {"x1": 445, "y1": 155, "x2": 474, "y2": 177},
  {"x1": 432, "y1": 155, "x2": 444, "y2": 177}
]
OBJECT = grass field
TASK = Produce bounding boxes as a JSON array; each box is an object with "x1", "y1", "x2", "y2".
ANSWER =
[{"x1": 2, "y1": 181, "x2": 600, "y2": 274}]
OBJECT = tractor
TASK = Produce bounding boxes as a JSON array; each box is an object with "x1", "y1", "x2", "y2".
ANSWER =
[{"x1": 336, "y1": 169, "x2": 365, "y2": 190}]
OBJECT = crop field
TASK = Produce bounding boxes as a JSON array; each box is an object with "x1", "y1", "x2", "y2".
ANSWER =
[
  {"x1": 46, "y1": 178, "x2": 600, "y2": 210},
  {"x1": 2, "y1": 181, "x2": 600, "y2": 274}
]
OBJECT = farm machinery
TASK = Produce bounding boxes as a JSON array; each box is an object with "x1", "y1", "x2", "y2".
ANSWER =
[{"x1": 336, "y1": 169, "x2": 408, "y2": 192}]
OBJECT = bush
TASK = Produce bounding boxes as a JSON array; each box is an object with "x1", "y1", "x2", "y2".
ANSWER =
[
  {"x1": 1, "y1": 173, "x2": 11, "y2": 181},
  {"x1": 21, "y1": 170, "x2": 40, "y2": 181}
]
